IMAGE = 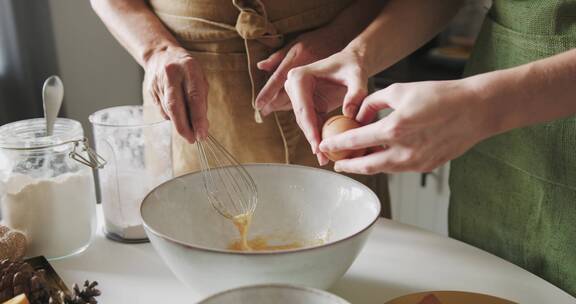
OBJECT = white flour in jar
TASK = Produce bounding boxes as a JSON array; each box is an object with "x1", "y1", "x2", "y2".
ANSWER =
[{"x1": 0, "y1": 171, "x2": 96, "y2": 259}]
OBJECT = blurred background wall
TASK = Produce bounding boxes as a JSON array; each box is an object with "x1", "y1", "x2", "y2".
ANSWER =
[
  {"x1": 48, "y1": 0, "x2": 142, "y2": 130},
  {"x1": 0, "y1": 0, "x2": 59, "y2": 124},
  {"x1": 0, "y1": 0, "x2": 142, "y2": 131}
]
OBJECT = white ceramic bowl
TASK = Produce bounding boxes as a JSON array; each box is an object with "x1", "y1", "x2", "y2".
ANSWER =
[
  {"x1": 141, "y1": 164, "x2": 380, "y2": 297},
  {"x1": 198, "y1": 284, "x2": 351, "y2": 304}
]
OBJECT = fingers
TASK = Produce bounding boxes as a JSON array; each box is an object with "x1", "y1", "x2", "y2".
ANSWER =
[
  {"x1": 260, "y1": 90, "x2": 293, "y2": 116},
  {"x1": 356, "y1": 90, "x2": 392, "y2": 125},
  {"x1": 150, "y1": 84, "x2": 170, "y2": 121},
  {"x1": 257, "y1": 48, "x2": 287, "y2": 72},
  {"x1": 319, "y1": 120, "x2": 390, "y2": 153},
  {"x1": 342, "y1": 75, "x2": 368, "y2": 118},
  {"x1": 255, "y1": 49, "x2": 294, "y2": 111},
  {"x1": 184, "y1": 67, "x2": 209, "y2": 140},
  {"x1": 285, "y1": 67, "x2": 322, "y2": 154},
  {"x1": 316, "y1": 152, "x2": 330, "y2": 166},
  {"x1": 333, "y1": 145, "x2": 444, "y2": 174},
  {"x1": 333, "y1": 149, "x2": 401, "y2": 174},
  {"x1": 163, "y1": 77, "x2": 196, "y2": 143}
]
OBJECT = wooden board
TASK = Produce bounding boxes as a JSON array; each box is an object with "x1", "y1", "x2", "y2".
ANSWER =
[{"x1": 25, "y1": 256, "x2": 70, "y2": 294}]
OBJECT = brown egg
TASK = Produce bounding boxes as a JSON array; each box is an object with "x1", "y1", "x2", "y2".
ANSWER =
[{"x1": 321, "y1": 115, "x2": 366, "y2": 161}]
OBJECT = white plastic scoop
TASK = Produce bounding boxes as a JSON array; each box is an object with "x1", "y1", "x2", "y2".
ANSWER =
[{"x1": 42, "y1": 75, "x2": 64, "y2": 136}]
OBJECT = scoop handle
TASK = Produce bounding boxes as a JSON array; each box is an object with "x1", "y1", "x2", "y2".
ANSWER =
[{"x1": 42, "y1": 75, "x2": 64, "y2": 136}]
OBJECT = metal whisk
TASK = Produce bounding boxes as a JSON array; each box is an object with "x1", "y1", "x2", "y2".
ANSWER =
[{"x1": 196, "y1": 134, "x2": 258, "y2": 220}]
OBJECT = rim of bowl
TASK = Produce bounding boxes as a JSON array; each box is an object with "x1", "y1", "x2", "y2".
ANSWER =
[
  {"x1": 140, "y1": 163, "x2": 382, "y2": 256},
  {"x1": 197, "y1": 284, "x2": 351, "y2": 304}
]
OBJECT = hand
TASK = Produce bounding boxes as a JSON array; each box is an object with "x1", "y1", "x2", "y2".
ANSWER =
[
  {"x1": 319, "y1": 80, "x2": 491, "y2": 174},
  {"x1": 283, "y1": 50, "x2": 370, "y2": 165},
  {"x1": 255, "y1": 26, "x2": 347, "y2": 116},
  {"x1": 144, "y1": 46, "x2": 209, "y2": 143},
  {"x1": 254, "y1": 27, "x2": 348, "y2": 127}
]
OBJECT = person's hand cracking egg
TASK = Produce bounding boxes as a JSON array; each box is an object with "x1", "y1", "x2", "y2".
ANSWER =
[{"x1": 321, "y1": 115, "x2": 366, "y2": 161}]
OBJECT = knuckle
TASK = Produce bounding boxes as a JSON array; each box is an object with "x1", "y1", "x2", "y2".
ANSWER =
[
  {"x1": 386, "y1": 83, "x2": 405, "y2": 95},
  {"x1": 186, "y1": 87, "x2": 200, "y2": 100},
  {"x1": 292, "y1": 42, "x2": 305, "y2": 51},
  {"x1": 360, "y1": 164, "x2": 378, "y2": 175},
  {"x1": 399, "y1": 150, "x2": 415, "y2": 164},
  {"x1": 363, "y1": 166, "x2": 375, "y2": 175},
  {"x1": 163, "y1": 63, "x2": 179, "y2": 75},
  {"x1": 286, "y1": 67, "x2": 305, "y2": 82},
  {"x1": 407, "y1": 151, "x2": 419, "y2": 163},
  {"x1": 182, "y1": 56, "x2": 197, "y2": 66},
  {"x1": 365, "y1": 101, "x2": 380, "y2": 114},
  {"x1": 384, "y1": 124, "x2": 403, "y2": 140},
  {"x1": 356, "y1": 88, "x2": 368, "y2": 98},
  {"x1": 164, "y1": 99, "x2": 179, "y2": 113},
  {"x1": 292, "y1": 43, "x2": 311, "y2": 56},
  {"x1": 294, "y1": 105, "x2": 306, "y2": 117}
]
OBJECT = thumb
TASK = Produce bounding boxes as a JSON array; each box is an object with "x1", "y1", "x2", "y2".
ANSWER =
[
  {"x1": 356, "y1": 89, "x2": 392, "y2": 124},
  {"x1": 258, "y1": 48, "x2": 288, "y2": 72}
]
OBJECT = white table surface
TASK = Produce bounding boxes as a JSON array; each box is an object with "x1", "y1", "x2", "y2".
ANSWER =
[{"x1": 51, "y1": 209, "x2": 576, "y2": 304}]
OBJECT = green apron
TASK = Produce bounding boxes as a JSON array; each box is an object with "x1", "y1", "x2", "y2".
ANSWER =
[{"x1": 449, "y1": 0, "x2": 576, "y2": 297}]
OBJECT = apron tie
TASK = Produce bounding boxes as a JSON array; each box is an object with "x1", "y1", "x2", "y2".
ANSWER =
[
  {"x1": 236, "y1": 10, "x2": 278, "y2": 42},
  {"x1": 233, "y1": 0, "x2": 283, "y2": 46},
  {"x1": 233, "y1": 0, "x2": 283, "y2": 124}
]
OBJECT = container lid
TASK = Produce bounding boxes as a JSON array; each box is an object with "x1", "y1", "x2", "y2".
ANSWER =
[
  {"x1": 0, "y1": 118, "x2": 83, "y2": 150},
  {"x1": 89, "y1": 105, "x2": 167, "y2": 128}
]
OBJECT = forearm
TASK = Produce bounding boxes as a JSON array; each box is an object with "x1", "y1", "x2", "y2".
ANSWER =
[
  {"x1": 469, "y1": 49, "x2": 576, "y2": 136},
  {"x1": 344, "y1": 0, "x2": 464, "y2": 76},
  {"x1": 326, "y1": 0, "x2": 387, "y2": 50},
  {"x1": 90, "y1": 0, "x2": 181, "y2": 67}
]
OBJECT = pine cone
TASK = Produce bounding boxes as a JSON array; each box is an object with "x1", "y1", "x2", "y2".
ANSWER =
[
  {"x1": 0, "y1": 259, "x2": 100, "y2": 304},
  {"x1": 57, "y1": 281, "x2": 100, "y2": 304},
  {"x1": 0, "y1": 226, "x2": 27, "y2": 261},
  {"x1": 0, "y1": 259, "x2": 57, "y2": 304}
]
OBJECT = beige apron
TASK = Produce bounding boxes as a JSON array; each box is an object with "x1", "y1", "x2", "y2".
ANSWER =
[{"x1": 144, "y1": 0, "x2": 390, "y2": 216}]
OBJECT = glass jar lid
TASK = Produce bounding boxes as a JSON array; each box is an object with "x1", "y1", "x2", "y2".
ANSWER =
[
  {"x1": 0, "y1": 118, "x2": 106, "y2": 168},
  {"x1": 0, "y1": 118, "x2": 83, "y2": 150}
]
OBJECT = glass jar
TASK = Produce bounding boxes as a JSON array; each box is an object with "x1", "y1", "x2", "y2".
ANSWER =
[{"x1": 0, "y1": 118, "x2": 100, "y2": 260}]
